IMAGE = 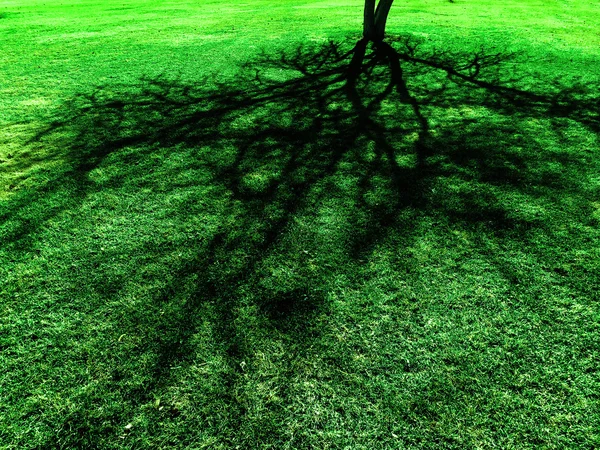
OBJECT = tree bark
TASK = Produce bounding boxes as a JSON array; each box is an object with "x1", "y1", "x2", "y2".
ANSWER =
[
  {"x1": 363, "y1": 0, "x2": 394, "y2": 42},
  {"x1": 363, "y1": 0, "x2": 376, "y2": 40},
  {"x1": 373, "y1": 0, "x2": 394, "y2": 42},
  {"x1": 351, "y1": 0, "x2": 395, "y2": 86}
]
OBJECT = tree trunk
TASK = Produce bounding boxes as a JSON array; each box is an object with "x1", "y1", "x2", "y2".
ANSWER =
[
  {"x1": 363, "y1": 0, "x2": 376, "y2": 41},
  {"x1": 350, "y1": 0, "x2": 396, "y2": 87},
  {"x1": 363, "y1": 0, "x2": 394, "y2": 42},
  {"x1": 373, "y1": 0, "x2": 394, "y2": 41}
]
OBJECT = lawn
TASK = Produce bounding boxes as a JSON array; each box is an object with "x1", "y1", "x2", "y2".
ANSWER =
[{"x1": 1, "y1": 0, "x2": 599, "y2": 448}]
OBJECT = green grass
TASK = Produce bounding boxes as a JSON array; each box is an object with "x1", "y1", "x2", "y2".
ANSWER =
[{"x1": 1, "y1": 0, "x2": 600, "y2": 448}]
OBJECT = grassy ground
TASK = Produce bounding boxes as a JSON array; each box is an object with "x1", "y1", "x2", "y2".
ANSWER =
[{"x1": 1, "y1": 0, "x2": 600, "y2": 448}]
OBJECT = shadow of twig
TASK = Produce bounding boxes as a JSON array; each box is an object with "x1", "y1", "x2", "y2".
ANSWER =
[{"x1": 5, "y1": 35, "x2": 599, "y2": 445}]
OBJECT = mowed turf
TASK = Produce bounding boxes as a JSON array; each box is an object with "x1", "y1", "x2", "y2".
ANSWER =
[{"x1": 1, "y1": 0, "x2": 600, "y2": 448}]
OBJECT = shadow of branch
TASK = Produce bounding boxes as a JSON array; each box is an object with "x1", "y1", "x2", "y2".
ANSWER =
[{"x1": 5, "y1": 37, "x2": 599, "y2": 441}]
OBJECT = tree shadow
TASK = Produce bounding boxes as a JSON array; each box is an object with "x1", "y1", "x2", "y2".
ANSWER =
[{"x1": 6, "y1": 35, "x2": 599, "y2": 445}]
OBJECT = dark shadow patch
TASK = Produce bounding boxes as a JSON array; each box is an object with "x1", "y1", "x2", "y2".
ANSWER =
[
  {"x1": 8, "y1": 35, "x2": 599, "y2": 447},
  {"x1": 258, "y1": 287, "x2": 326, "y2": 332}
]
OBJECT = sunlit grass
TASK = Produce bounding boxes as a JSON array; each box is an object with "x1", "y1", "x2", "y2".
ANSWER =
[{"x1": 1, "y1": 0, "x2": 599, "y2": 448}]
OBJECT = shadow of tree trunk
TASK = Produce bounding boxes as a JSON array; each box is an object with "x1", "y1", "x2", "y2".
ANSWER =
[{"x1": 6, "y1": 34, "x2": 599, "y2": 447}]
